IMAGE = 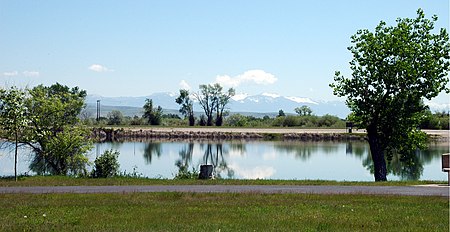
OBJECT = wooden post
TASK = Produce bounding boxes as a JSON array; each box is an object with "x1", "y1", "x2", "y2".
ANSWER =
[{"x1": 442, "y1": 154, "x2": 450, "y2": 186}]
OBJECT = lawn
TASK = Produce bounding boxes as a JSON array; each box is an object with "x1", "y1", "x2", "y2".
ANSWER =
[
  {"x1": 0, "y1": 175, "x2": 446, "y2": 187},
  {"x1": 0, "y1": 192, "x2": 448, "y2": 231}
]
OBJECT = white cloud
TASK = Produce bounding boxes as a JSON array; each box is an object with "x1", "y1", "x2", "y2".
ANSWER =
[
  {"x1": 215, "y1": 70, "x2": 277, "y2": 88},
  {"x1": 23, "y1": 71, "x2": 40, "y2": 77},
  {"x1": 3, "y1": 71, "x2": 18, "y2": 77},
  {"x1": 179, "y1": 80, "x2": 191, "y2": 90},
  {"x1": 88, "y1": 64, "x2": 113, "y2": 73}
]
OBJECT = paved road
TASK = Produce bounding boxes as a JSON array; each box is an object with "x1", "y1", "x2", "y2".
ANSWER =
[{"x1": 1, "y1": 185, "x2": 448, "y2": 197}]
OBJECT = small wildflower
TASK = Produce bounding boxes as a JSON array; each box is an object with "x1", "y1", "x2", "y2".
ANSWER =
[
  {"x1": 43, "y1": 214, "x2": 47, "y2": 217},
  {"x1": 23, "y1": 216, "x2": 27, "y2": 219}
]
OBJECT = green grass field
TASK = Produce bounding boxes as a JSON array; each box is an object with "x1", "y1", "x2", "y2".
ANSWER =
[
  {"x1": 0, "y1": 192, "x2": 448, "y2": 231},
  {"x1": 0, "y1": 176, "x2": 446, "y2": 187}
]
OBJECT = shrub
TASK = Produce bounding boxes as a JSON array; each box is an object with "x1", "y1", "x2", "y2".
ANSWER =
[
  {"x1": 174, "y1": 165, "x2": 199, "y2": 179},
  {"x1": 92, "y1": 149, "x2": 120, "y2": 178}
]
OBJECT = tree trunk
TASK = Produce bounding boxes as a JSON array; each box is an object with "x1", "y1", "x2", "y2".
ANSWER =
[
  {"x1": 206, "y1": 115, "x2": 213, "y2": 126},
  {"x1": 189, "y1": 115, "x2": 195, "y2": 126},
  {"x1": 14, "y1": 130, "x2": 18, "y2": 182},
  {"x1": 215, "y1": 115, "x2": 223, "y2": 126},
  {"x1": 367, "y1": 128, "x2": 388, "y2": 181}
]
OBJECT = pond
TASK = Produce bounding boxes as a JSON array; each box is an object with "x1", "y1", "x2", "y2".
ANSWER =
[{"x1": 0, "y1": 140, "x2": 448, "y2": 181}]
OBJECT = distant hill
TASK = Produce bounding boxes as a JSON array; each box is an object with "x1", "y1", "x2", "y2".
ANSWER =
[
  {"x1": 86, "y1": 92, "x2": 351, "y2": 118},
  {"x1": 86, "y1": 92, "x2": 448, "y2": 119}
]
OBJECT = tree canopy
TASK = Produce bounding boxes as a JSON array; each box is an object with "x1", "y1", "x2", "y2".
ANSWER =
[
  {"x1": 143, "y1": 99, "x2": 163, "y2": 125},
  {"x1": 194, "y1": 84, "x2": 235, "y2": 126},
  {"x1": 25, "y1": 83, "x2": 92, "y2": 175},
  {"x1": 175, "y1": 89, "x2": 195, "y2": 126},
  {"x1": 0, "y1": 83, "x2": 92, "y2": 176},
  {"x1": 0, "y1": 87, "x2": 29, "y2": 180},
  {"x1": 330, "y1": 9, "x2": 450, "y2": 181},
  {"x1": 295, "y1": 105, "x2": 313, "y2": 116}
]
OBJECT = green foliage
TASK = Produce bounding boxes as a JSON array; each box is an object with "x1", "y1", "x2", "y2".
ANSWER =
[
  {"x1": 277, "y1": 109, "x2": 285, "y2": 117},
  {"x1": 420, "y1": 111, "x2": 449, "y2": 130},
  {"x1": 0, "y1": 87, "x2": 29, "y2": 181},
  {"x1": 0, "y1": 84, "x2": 92, "y2": 176},
  {"x1": 143, "y1": 99, "x2": 163, "y2": 125},
  {"x1": 173, "y1": 166, "x2": 199, "y2": 180},
  {"x1": 92, "y1": 150, "x2": 120, "y2": 178},
  {"x1": 129, "y1": 115, "x2": 145, "y2": 125},
  {"x1": 330, "y1": 9, "x2": 450, "y2": 181},
  {"x1": 194, "y1": 83, "x2": 235, "y2": 126},
  {"x1": 271, "y1": 114, "x2": 344, "y2": 128},
  {"x1": 225, "y1": 114, "x2": 249, "y2": 127},
  {"x1": 107, "y1": 110, "x2": 124, "y2": 125},
  {"x1": 295, "y1": 105, "x2": 313, "y2": 116},
  {"x1": 30, "y1": 126, "x2": 92, "y2": 176},
  {"x1": 22, "y1": 83, "x2": 93, "y2": 176},
  {"x1": 175, "y1": 89, "x2": 195, "y2": 126}
]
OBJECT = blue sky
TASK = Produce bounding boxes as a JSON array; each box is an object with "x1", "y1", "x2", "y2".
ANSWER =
[{"x1": 1, "y1": 0, "x2": 449, "y2": 103}]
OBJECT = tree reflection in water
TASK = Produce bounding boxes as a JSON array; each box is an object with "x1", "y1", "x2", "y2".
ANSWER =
[
  {"x1": 142, "y1": 142, "x2": 162, "y2": 164},
  {"x1": 23, "y1": 140, "x2": 447, "y2": 181},
  {"x1": 360, "y1": 142, "x2": 445, "y2": 181},
  {"x1": 174, "y1": 142, "x2": 236, "y2": 179},
  {"x1": 274, "y1": 141, "x2": 339, "y2": 161},
  {"x1": 175, "y1": 142, "x2": 194, "y2": 175},
  {"x1": 274, "y1": 141, "x2": 444, "y2": 181},
  {"x1": 202, "y1": 143, "x2": 235, "y2": 178}
]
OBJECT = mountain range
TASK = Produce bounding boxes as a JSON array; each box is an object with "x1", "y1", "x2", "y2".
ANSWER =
[
  {"x1": 85, "y1": 92, "x2": 448, "y2": 119},
  {"x1": 86, "y1": 92, "x2": 351, "y2": 118}
]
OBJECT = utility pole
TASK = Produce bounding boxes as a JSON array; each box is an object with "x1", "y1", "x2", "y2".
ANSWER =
[{"x1": 96, "y1": 100, "x2": 101, "y2": 121}]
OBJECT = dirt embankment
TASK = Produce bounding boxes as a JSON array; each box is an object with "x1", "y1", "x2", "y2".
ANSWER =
[{"x1": 91, "y1": 127, "x2": 449, "y2": 142}]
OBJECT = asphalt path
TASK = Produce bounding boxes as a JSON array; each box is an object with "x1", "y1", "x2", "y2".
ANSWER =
[{"x1": 1, "y1": 185, "x2": 448, "y2": 197}]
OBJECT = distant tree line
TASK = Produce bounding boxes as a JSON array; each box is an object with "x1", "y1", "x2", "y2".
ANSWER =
[
  {"x1": 84, "y1": 83, "x2": 449, "y2": 130},
  {"x1": 420, "y1": 110, "x2": 449, "y2": 130}
]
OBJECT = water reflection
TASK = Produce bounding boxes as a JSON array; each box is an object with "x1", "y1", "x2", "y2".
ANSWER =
[
  {"x1": 29, "y1": 152, "x2": 87, "y2": 176},
  {"x1": 143, "y1": 142, "x2": 162, "y2": 164},
  {"x1": 201, "y1": 143, "x2": 234, "y2": 178},
  {"x1": 1, "y1": 140, "x2": 447, "y2": 181},
  {"x1": 360, "y1": 143, "x2": 445, "y2": 180},
  {"x1": 274, "y1": 141, "x2": 339, "y2": 161}
]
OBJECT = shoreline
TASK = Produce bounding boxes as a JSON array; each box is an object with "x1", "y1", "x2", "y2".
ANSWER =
[{"x1": 91, "y1": 127, "x2": 449, "y2": 142}]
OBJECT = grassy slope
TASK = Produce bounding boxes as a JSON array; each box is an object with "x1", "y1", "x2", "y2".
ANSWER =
[{"x1": 1, "y1": 192, "x2": 447, "y2": 231}]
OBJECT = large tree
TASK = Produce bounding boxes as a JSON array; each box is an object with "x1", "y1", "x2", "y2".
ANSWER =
[
  {"x1": 175, "y1": 89, "x2": 195, "y2": 126},
  {"x1": 0, "y1": 87, "x2": 29, "y2": 181},
  {"x1": 25, "y1": 83, "x2": 92, "y2": 175},
  {"x1": 330, "y1": 9, "x2": 450, "y2": 181},
  {"x1": 194, "y1": 83, "x2": 235, "y2": 126},
  {"x1": 143, "y1": 99, "x2": 163, "y2": 125}
]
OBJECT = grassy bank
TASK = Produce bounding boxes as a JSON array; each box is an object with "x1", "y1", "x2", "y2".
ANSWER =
[
  {"x1": 0, "y1": 192, "x2": 447, "y2": 231},
  {"x1": 0, "y1": 176, "x2": 446, "y2": 187}
]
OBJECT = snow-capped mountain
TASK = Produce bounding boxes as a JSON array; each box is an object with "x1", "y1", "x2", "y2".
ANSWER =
[
  {"x1": 228, "y1": 93, "x2": 348, "y2": 117},
  {"x1": 86, "y1": 92, "x2": 350, "y2": 118},
  {"x1": 86, "y1": 92, "x2": 449, "y2": 119}
]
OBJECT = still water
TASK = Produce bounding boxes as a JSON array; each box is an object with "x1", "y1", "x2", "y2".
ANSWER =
[{"x1": 1, "y1": 140, "x2": 448, "y2": 181}]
